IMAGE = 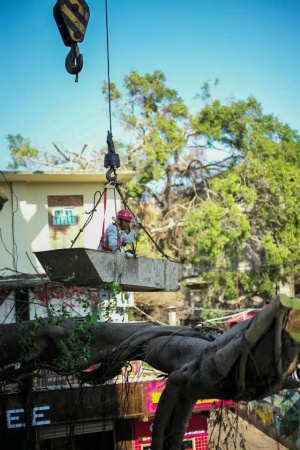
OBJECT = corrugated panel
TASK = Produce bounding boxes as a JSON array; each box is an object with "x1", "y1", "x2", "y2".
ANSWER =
[{"x1": 38, "y1": 420, "x2": 114, "y2": 439}]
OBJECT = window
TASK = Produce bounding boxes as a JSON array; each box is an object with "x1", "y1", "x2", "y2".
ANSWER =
[
  {"x1": 15, "y1": 289, "x2": 30, "y2": 321},
  {"x1": 52, "y1": 208, "x2": 77, "y2": 226}
]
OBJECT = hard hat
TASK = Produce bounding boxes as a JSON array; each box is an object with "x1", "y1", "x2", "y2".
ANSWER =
[{"x1": 117, "y1": 209, "x2": 132, "y2": 222}]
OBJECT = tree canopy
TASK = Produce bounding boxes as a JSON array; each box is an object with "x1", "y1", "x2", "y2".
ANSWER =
[{"x1": 5, "y1": 70, "x2": 300, "y2": 305}]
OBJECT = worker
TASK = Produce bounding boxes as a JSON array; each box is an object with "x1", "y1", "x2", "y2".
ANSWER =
[{"x1": 98, "y1": 209, "x2": 139, "y2": 257}]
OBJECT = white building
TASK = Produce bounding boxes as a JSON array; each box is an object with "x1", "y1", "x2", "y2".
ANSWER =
[{"x1": 0, "y1": 171, "x2": 135, "y2": 323}]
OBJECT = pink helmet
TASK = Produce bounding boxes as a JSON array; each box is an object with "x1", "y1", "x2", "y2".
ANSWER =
[{"x1": 117, "y1": 209, "x2": 132, "y2": 222}]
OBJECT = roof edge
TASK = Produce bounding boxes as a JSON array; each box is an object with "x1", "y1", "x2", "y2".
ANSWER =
[{"x1": 0, "y1": 170, "x2": 135, "y2": 183}]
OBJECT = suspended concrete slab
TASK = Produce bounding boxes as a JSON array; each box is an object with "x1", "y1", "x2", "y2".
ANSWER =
[{"x1": 35, "y1": 248, "x2": 179, "y2": 292}]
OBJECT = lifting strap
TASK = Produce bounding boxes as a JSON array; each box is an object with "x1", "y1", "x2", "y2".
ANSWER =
[
  {"x1": 99, "y1": 188, "x2": 109, "y2": 249},
  {"x1": 99, "y1": 188, "x2": 122, "y2": 251},
  {"x1": 100, "y1": 188, "x2": 107, "y2": 244}
]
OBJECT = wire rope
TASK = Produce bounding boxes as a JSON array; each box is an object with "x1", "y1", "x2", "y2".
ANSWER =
[
  {"x1": 70, "y1": 189, "x2": 106, "y2": 248},
  {"x1": 105, "y1": 0, "x2": 113, "y2": 134}
]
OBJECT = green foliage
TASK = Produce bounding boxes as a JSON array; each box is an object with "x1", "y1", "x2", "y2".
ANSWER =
[
  {"x1": 53, "y1": 284, "x2": 122, "y2": 372},
  {"x1": 196, "y1": 78, "x2": 220, "y2": 102},
  {"x1": 102, "y1": 81, "x2": 122, "y2": 102},
  {"x1": 7, "y1": 133, "x2": 39, "y2": 169},
  {"x1": 113, "y1": 69, "x2": 189, "y2": 194},
  {"x1": 57, "y1": 320, "x2": 92, "y2": 373},
  {"x1": 101, "y1": 282, "x2": 122, "y2": 296},
  {"x1": 185, "y1": 97, "x2": 300, "y2": 302},
  {"x1": 192, "y1": 96, "x2": 262, "y2": 150},
  {"x1": 21, "y1": 283, "x2": 123, "y2": 375}
]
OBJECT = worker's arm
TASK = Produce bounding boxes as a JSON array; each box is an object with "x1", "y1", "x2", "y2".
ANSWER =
[
  {"x1": 105, "y1": 224, "x2": 122, "y2": 252},
  {"x1": 121, "y1": 229, "x2": 138, "y2": 245}
]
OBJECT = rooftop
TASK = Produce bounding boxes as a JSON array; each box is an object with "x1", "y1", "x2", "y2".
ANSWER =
[{"x1": 0, "y1": 170, "x2": 135, "y2": 184}]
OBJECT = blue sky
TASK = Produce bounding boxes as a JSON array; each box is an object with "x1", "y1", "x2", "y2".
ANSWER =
[{"x1": 1, "y1": 0, "x2": 299, "y2": 168}]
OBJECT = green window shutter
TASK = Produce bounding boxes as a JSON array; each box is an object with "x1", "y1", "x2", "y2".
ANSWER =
[{"x1": 53, "y1": 208, "x2": 77, "y2": 226}]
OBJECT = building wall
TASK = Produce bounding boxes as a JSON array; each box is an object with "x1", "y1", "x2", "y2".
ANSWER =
[
  {"x1": 47, "y1": 194, "x2": 85, "y2": 249},
  {"x1": 0, "y1": 181, "x2": 120, "y2": 276},
  {"x1": 0, "y1": 291, "x2": 15, "y2": 323},
  {"x1": 0, "y1": 183, "x2": 15, "y2": 268},
  {"x1": 0, "y1": 176, "x2": 138, "y2": 324},
  {"x1": 238, "y1": 389, "x2": 300, "y2": 450}
]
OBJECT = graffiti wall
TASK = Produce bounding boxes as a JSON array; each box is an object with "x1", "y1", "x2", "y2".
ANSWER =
[{"x1": 239, "y1": 389, "x2": 300, "y2": 449}]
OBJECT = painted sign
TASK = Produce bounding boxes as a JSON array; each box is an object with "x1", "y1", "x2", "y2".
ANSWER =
[
  {"x1": 146, "y1": 380, "x2": 233, "y2": 415},
  {"x1": 133, "y1": 414, "x2": 208, "y2": 450},
  {"x1": 6, "y1": 406, "x2": 50, "y2": 428},
  {"x1": 32, "y1": 286, "x2": 99, "y2": 305},
  {"x1": 134, "y1": 414, "x2": 207, "y2": 440}
]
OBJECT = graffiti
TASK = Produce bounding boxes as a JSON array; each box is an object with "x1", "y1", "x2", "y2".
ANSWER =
[
  {"x1": 239, "y1": 389, "x2": 300, "y2": 449},
  {"x1": 33, "y1": 287, "x2": 98, "y2": 305}
]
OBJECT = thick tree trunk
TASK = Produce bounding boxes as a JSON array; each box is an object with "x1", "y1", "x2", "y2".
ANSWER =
[{"x1": 0, "y1": 295, "x2": 299, "y2": 450}]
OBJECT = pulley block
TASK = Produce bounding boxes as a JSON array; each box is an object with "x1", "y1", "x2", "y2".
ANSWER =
[
  {"x1": 104, "y1": 153, "x2": 120, "y2": 170},
  {"x1": 53, "y1": 0, "x2": 90, "y2": 46},
  {"x1": 104, "y1": 131, "x2": 121, "y2": 183}
]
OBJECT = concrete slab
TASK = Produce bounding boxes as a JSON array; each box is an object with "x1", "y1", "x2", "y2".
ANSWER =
[{"x1": 35, "y1": 248, "x2": 179, "y2": 292}]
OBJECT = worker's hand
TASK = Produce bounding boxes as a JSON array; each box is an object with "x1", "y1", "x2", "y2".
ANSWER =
[{"x1": 132, "y1": 216, "x2": 141, "y2": 230}]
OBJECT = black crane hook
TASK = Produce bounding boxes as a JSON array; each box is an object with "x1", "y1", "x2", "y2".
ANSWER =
[
  {"x1": 65, "y1": 44, "x2": 83, "y2": 82},
  {"x1": 53, "y1": 0, "x2": 90, "y2": 82},
  {"x1": 104, "y1": 131, "x2": 122, "y2": 184},
  {"x1": 106, "y1": 168, "x2": 118, "y2": 183}
]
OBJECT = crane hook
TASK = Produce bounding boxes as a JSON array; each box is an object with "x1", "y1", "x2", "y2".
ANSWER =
[
  {"x1": 65, "y1": 44, "x2": 83, "y2": 82},
  {"x1": 106, "y1": 168, "x2": 118, "y2": 183},
  {"x1": 104, "y1": 131, "x2": 122, "y2": 184}
]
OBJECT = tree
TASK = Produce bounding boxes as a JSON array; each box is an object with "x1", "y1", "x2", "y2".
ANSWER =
[
  {"x1": 0, "y1": 294, "x2": 299, "y2": 450},
  {"x1": 5, "y1": 135, "x2": 103, "y2": 171},
  {"x1": 184, "y1": 102, "x2": 300, "y2": 303},
  {"x1": 6, "y1": 134, "x2": 39, "y2": 170}
]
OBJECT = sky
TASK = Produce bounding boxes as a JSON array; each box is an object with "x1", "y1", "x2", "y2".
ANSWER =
[{"x1": 1, "y1": 0, "x2": 299, "y2": 169}]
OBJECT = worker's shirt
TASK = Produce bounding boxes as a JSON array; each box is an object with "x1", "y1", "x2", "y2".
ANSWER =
[{"x1": 98, "y1": 224, "x2": 138, "y2": 252}]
